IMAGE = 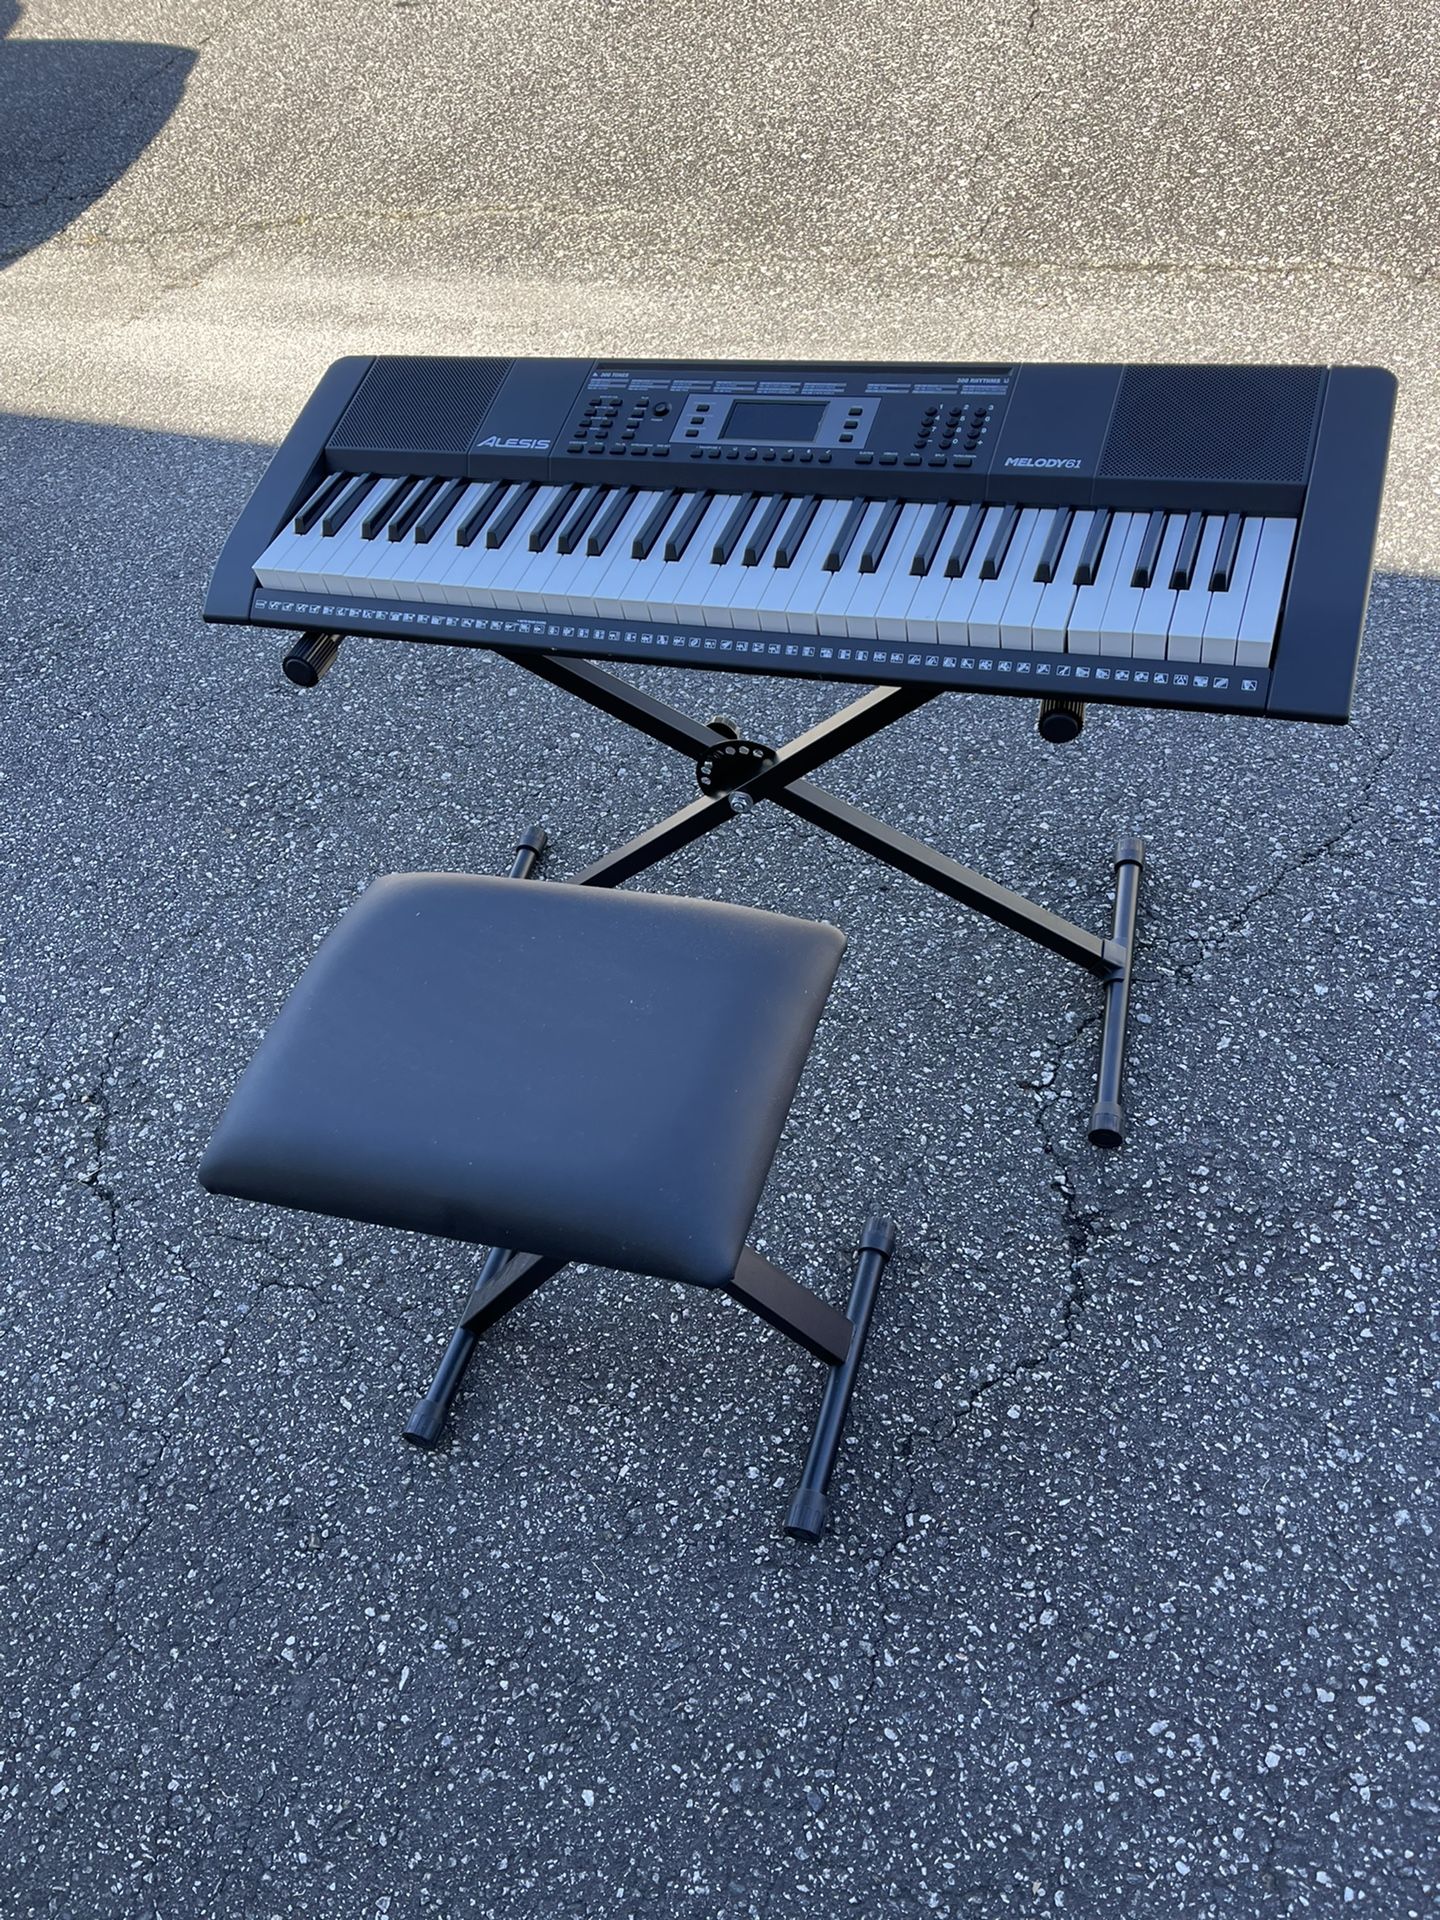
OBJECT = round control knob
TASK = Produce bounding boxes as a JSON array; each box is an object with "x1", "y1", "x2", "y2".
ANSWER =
[{"x1": 653, "y1": 402, "x2": 670, "y2": 416}]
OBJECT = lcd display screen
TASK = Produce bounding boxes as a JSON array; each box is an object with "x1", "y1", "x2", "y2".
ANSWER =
[{"x1": 720, "y1": 399, "x2": 828, "y2": 444}]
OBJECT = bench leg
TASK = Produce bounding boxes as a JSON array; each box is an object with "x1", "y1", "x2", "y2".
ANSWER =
[
  {"x1": 784, "y1": 1214, "x2": 897, "y2": 1542},
  {"x1": 402, "y1": 1248, "x2": 567, "y2": 1449}
]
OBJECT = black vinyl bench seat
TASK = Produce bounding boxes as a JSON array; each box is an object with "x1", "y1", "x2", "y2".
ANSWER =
[{"x1": 200, "y1": 856, "x2": 896, "y2": 1540}]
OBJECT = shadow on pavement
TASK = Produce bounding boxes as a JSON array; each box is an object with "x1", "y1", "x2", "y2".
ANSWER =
[{"x1": 0, "y1": 0, "x2": 195, "y2": 265}]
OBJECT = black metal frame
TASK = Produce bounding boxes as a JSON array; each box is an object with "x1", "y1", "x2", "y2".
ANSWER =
[
  {"x1": 397, "y1": 809, "x2": 895, "y2": 1541},
  {"x1": 498, "y1": 650, "x2": 1145, "y2": 1148},
  {"x1": 403, "y1": 1211, "x2": 896, "y2": 1542}
]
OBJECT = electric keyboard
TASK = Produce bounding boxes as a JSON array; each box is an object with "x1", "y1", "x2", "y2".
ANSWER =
[{"x1": 206, "y1": 356, "x2": 1396, "y2": 723}]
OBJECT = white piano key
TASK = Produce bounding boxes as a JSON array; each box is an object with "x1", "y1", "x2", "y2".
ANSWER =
[
  {"x1": 485, "y1": 486, "x2": 575, "y2": 606},
  {"x1": 502, "y1": 492, "x2": 597, "y2": 610},
  {"x1": 1027, "y1": 510, "x2": 1094, "y2": 652},
  {"x1": 967, "y1": 507, "x2": 1044, "y2": 648},
  {"x1": 388, "y1": 486, "x2": 481, "y2": 602},
  {"x1": 316, "y1": 501, "x2": 390, "y2": 596},
  {"x1": 714, "y1": 495, "x2": 796, "y2": 629},
  {"x1": 621, "y1": 494, "x2": 726, "y2": 623},
  {"x1": 669, "y1": 498, "x2": 749, "y2": 624},
  {"x1": 1128, "y1": 516, "x2": 1188, "y2": 659},
  {"x1": 1164, "y1": 516, "x2": 1225, "y2": 661},
  {"x1": 412, "y1": 485, "x2": 504, "y2": 603},
  {"x1": 1197, "y1": 519, "x2": 1264, "y2": 664},
  {"x1": 253, "y1": 505, "x2": 323, "y2": 590},
  {"x1": 521, "y1": 489, "x2": 630, "y2": 615},
  {"x1": 812, "y1": 503, "x2": 888, "y2": 638},
  {"x1": 990, "y1": 508, "x2": 1060, "y2": 648},
  {"x1": 746, "y1": 500, "x2": 828, "y2": 631},
  {"x1": 355, "y1": 492, "x2": 437, "y2": 600},
  {"x1": 842, "y1": 504, "x2": 929, "y2": 639},
  {"x1": 902, "y1": 505, "x2": 1003, "y2": 643},
  {"x1": 768, "y1": 500, "x2": 852, "y2": 634},
  {"x1": 1233, "y1": 518, "x2": 1297, "y2": 669},
  {"x1": 447, "y1": 487, "x2": 556, "y2": 607},
  {"x1": 707, "y1": 494, "x2": 798, "y2": 628},
  {"x1": 581, "y1": 491, "x2": 672, "y2": 617},
  {"x1": 1065, "y1": 512, "x2": 1140, "y2": 652},
  {"x1": 1090, "y1": 515, "x2": 1154, "y2": 657}
]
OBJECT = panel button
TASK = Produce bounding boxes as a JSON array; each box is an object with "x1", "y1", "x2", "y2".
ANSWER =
[
  {"x1": 903, "y1": 453, "x2": 922, "y2": 466},
  {"x1": 856, "y1": 451, "x2": 875, "y2": 465},
  {"x1": 879, "y1": 452, "x2": 898, "y2": 466},
  {"x1": 652, "y1": 445, "x2": 670, "y2": 458}
]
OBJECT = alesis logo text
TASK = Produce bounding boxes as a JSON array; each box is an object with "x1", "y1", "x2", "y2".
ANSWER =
[
  {"x1": 476, "y1": 435, "x2": 551, "y2": 450},
  {"x1": 1004, "y1": 455, "x2": 1083, "y2": 470}
]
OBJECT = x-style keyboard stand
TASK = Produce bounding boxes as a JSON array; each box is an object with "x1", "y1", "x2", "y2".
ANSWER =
[{"x1": 499, "y1": 650, "x2": 1145, "y2": 1146}]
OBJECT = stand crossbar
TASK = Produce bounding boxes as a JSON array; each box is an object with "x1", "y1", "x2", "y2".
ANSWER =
[{"x1": 496, "y1": 650, "x2": 1144, "y2": 1146}]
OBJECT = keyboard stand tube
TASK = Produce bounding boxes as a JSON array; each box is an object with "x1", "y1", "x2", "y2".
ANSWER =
[{"x1": 1088, "y1": 835, "x2": 1145, "y2": 1148}]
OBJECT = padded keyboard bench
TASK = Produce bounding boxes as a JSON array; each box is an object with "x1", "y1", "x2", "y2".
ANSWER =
[{"x1": 199, "y1": 854, "x2": 896, "y2": 1540}]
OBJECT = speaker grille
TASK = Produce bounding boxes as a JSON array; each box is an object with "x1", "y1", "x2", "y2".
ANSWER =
[
  {"x1": 327, "y1": 357, "x2": 513, "y2": 463},
  {"x1": 1099, "y1": 365, "x2": 1323, "y2": 485}
]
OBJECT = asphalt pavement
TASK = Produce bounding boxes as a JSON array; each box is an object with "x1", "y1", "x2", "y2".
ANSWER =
[{"x1": 0, "y1": 4, "x2": 1436, "y2": 1916}]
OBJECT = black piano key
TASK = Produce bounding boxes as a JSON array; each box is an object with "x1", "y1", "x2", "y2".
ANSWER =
[
  {"x1": 1169, "y1": 511, "x2": 1205, "y2": 590},
  {"x1": 485, "y1": 482, "x2": 538, "y2": 549},
  {"x1": 742, "y1": 494, "x2": 789, "y2": 566},
  {"x1": 664, "y1": 491, "x2": 713, "y2": 562},
  {"x1": 320, "y1": 473, "x2": 376, "y2": 537},
  {"x1": 1130, "y1": 510, "x2": 1167, "y2": 588},
  {"x1": 455, "y1": 481, "x2": 507, "y2": 548},
  {"x1": 943, "y1": 504, "x2": 986, "y2": 578},
  {"x1": 414, "y1": 477, "x2": 468, "y2": 544},
  {"x1": 1034, "y1": 508, "x2": 1074, "y2": 583},
  {"x1": 586, "y1": 487, "x2": 636, "y2": 556},
  {"x1": 823, "y1": 498, "x2": 870, "y2": 572},
  {"x1": 773, "y1": 496, "x2": 820, "y2": 568},
  {"x1": 911, "y1": 503, "x2": 954, "y2": 577},
  {"x1": 557, "y1": 486, "x2": 608, "y2": 554},
  {"x1": 978, "y1": 503, "x2": 1021, "y2": 580},
  {"x1": 1208, "y1": 513, "x2": 1245, "y2": 590},
  {"x1": 361, "y1": 476, "x2": 415, "y2": 539},
  {"x1": 293, "y1": 472, "x2": 348, "y2": 535},
  {"x1": 632, "y1": 489, "x2": 682, "y2": 559},
  {"x1": 858, "y1": 498, "x2": 902, "y2": 574},
  {"x1": 529, "y1": 485, "x2": 581, "y2": 551},
  {"x1": 1073, "y1": 510, "x2": 1112, "y2": 585},
  {"x1": 389, "y1": 476, "x2": 443, "y2": 540},
  {"x1": 712, "y1": 493, "x2": 759, "y2": 564}
]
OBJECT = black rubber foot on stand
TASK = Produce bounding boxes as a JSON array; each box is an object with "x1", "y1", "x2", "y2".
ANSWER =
[
  {"x1": 401, "y1": 1398, "x2": 447, "y2": 1449},
  {"x1": 784, "y1": 1487, "x2": 830, "y2": 1542},
  {"x1": 1088, "y1": 1101, "x2": 1125, "y2": 1150}
]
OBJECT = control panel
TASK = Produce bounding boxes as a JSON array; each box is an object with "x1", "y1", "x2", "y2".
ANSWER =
[{"x1": 554, "y1": 362, "x2": 1013, "y2": 478}]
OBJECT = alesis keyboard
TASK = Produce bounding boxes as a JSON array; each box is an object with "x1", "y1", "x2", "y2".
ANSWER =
[{"x1": 207, "y1": 357, "x2": 1396, "y2": 723}]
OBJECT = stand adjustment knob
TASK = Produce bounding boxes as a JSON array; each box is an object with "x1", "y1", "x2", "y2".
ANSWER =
[
  {"x1": 1038, "y1": 697, "x2": 1085, "y2": 743},
  {"x1": 283, "y1": 630, "x2": 342, "y2": 688}
]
